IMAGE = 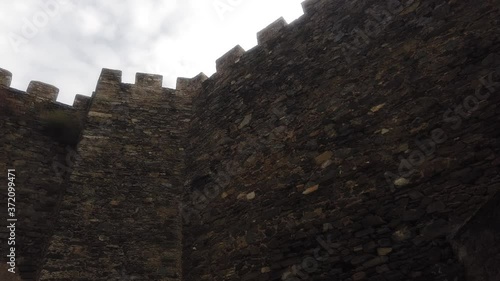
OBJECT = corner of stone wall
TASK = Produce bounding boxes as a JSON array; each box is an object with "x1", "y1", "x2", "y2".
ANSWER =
[
  {"x1": 72, "y1": 94, "x2": 92, "y2": 111},
  {"x1": 95, "y1": 68, "x2": 122, "y2": 94},
  {"x1": 176, "y1": 73, "x2": 208, "y2": 98},
  {"x1": 256, "y1": 17, "x2": 287, "y2": 46},
  {"x1": 215, "y1": 45, "x2": 246, "y2": 73},
  {"x1": 135, "y1": 72, "x2": 163, "y2": 89}
]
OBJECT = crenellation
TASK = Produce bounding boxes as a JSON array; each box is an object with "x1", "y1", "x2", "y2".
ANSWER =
[
  {"x1": 256, "y1": 17, "x2": 287, "y2": 45},
  {"x1": 92, "y1": 68, "x2": 123, "y2": 107},
  {"x1": 96, "y1": 68, "x2": 122, "y2": 92},
  {"x1": 300, "y1": 0, "x2": 323, "y2": 15},
  {"x1": 135, "y1": 72, "x2": 163, "y2": 89},
  {"x1": 99, "y1": 68, "x2": 122, "y2": 82},
  {"x1": 72, "y1": 94, "x2": 92, "y2": 111},
  {"x1": 215, "y1": 45, "x2": 246, "y2": 73},
  {"x1": 0, "y1": 67, "x2": 12, "y2": 87},
  {"x1": 26, "y1": 81, "x2": 59, "y2": 102},
  {"x1": 176, "y1": 73, "x2": 208, "y2": 97}
]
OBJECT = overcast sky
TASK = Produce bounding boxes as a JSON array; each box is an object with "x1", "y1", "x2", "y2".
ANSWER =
[{"x1": 0, "y1": 0, "x2": 304, "y2": 104}]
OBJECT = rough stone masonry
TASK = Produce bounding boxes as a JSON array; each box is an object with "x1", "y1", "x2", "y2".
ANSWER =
[{"x1": 0, "y1": 0, "x2": 500, "y2": 280}]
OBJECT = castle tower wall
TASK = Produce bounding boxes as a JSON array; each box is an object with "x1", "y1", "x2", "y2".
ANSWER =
[
  {"x1": 181, "y1": 0, "x2": 500, "y2": 280},
  {"x1": 0, "y1": 70, "x2": 89, "y2": 280},
  {"x1": 39, "y1": 69, "x2": 194, "y2": 280}
]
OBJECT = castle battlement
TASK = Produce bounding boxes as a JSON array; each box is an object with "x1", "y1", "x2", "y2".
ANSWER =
[
  {"x1": 26, "y1": 81, "x2": 59, "y2": 102},
  {"x1": 0, "y1": 67, "x2": 12, "y2": 87},
  {"x1": 0, "y1": 67, "x2": 88, "y2": 114},
  {"x1": 215, "y1": 45, "x2": 246, "y2": 73},
  {"x1": 135, "y1": 72, "x2": 163, "y2": 89},
  {"x1": 301, "y1": 0, "x2": 323, "y2": 15},
  {"x1": 0, "y1": 0, "x2": 313, "y2": 116},
  {"x1": 72, "y1": 94, "x2": 92, "y2": 111},
  {"x1": 1, "y1": 0, "x2": 500, "y2": 280},
  {"x1": 257, "y1": 17, "x2": 288, "y2": 45},
  {"x1": 176, "y1": 73, "x2": 208, "y2": 97},
  {"x1": 0, "y1": 65, "x2": 210, "y2": 121}
]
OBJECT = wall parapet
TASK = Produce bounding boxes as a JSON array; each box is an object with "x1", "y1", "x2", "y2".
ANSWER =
[
  {"x1": 215, "y1": 45, "x2": 246, "y2": 73},
  {"x1": 27, "y1": 81, "x2": 59, "y2": 102},
  {"x1": 135, "y1": 72, "x2": 163, "y2": 89},
  {"x1": 257, "y1": 17, "x2": 287, "y2": 45},
  {"x1": 96, "y1": 68, "x2": 122, "y2": 92},
  {"x1": 0, "y1": 67, "x2": 93, "y2": 141},
  {"x1": 176, "y1": 73, "x2": 208, "y2": 97}
]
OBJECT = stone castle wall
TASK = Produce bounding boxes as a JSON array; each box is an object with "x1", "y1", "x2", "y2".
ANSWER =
[
  {"x1": 181, "y1": 0, "x2": 500, "y2": 280},
  {"x1": 0, "y1": 70, "x2": 90, "y2": 280},
  {"x1": 0, "y1": 0, "x2": 499, "y2": 280},
  {"x1": 38, "y1": 69, "x2": 201, "y2": 280},
  {"x1": 0, "y1": 66, "x2": 204, "y2": 280}
]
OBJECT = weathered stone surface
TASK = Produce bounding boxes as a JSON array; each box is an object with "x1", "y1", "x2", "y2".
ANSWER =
[
  {"x1": 302, "y1": 184, "x2": 319, "y2": 195},
  {"x1": 452, "y1": 191, "x2": 500, "y2": 281},
  {"x1": 315, "y1": 151, "x2": 333, "y2": 166},
  {"x1": 0, "y1": 82, "x2": 85, "y2": 280},
  {"x1": 426, "y1": 200, "x2": 446, "y2": 214},
  {"x1": 0, "y1": 0, "x2": 499, "y2": 280},
  {"x1": 353, "y1": 271, "x2": 367, "y2": 280},
  {"x1": 256, "y1": 17, "x2": 287, "y2": 45}
]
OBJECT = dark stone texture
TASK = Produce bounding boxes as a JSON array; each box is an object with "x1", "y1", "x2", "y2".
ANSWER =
[{"x1": 452, "y1": 191, "x2": 500, "y2": 281}]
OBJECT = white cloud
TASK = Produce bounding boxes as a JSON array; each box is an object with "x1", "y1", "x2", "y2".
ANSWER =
[
  {"x1": 77, "y1": 7, "x2": 103, "y2": 36},
  {"x1": 0, "y1": 0, "x2": 304, "y2": 105}
]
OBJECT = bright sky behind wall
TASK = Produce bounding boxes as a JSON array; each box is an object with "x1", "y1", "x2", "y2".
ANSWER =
[{"x1": 0, "y1": 0, "x2": 305, "y2": 104}]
